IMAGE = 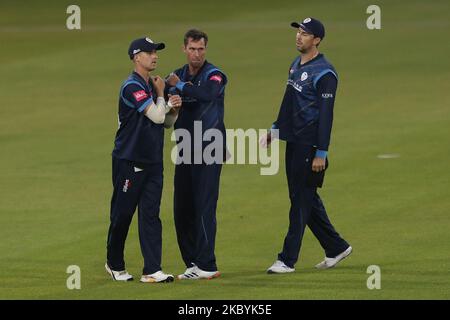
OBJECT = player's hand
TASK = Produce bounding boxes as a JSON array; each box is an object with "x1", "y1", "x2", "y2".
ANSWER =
[
  {"x1": 312, "y1": 157, "x2": 326, "y2": 172},
  {"x1": 151, "y1": 75, "x2": 165, "y2": 96},
  {"x1": 166, "y1": 73, "x2": 181, "y2": 87},
  {"x1": 168, "y1": 94, "x2": 182, "y2": 109},
  {"x1": 259, "y1": 132, "x2": 272, "y2": 148}
]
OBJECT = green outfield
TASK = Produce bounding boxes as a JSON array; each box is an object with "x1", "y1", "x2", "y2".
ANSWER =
[{"x1": 1, "y1": 0, "x2": 449, "y2": 299}]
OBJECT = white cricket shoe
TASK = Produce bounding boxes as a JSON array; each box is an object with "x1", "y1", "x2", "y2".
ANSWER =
[
  {"x1": 177, "y1": 266, "x2": 221, "y2": 280},
  {"x1": 177, "y1": 265, "x2": 196, "y2": 280},
  {"x1": 140, "y1": 271, "x2": 174, "y2": 283},
  {"x1": 315, "y1": 246, "x2": 353, "y2": 270},
  {"x1": 105, "y1": 263, "x2": 133, "y2": 281},
  {"x1": 267, "y1": 260, "x2": 295, "y2": 274}
]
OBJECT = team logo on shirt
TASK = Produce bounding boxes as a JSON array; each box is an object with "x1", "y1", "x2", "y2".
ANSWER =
[
  {"x1": 209, "y1": 75, "x2": 222, "y2": 83},
  {"x1": 301, "y1": 72, "x2": 308, "y2": 81},
  {"x1": 122, "y1": 179, "x2": 131, "y2": 193},
  {"x1": 133, "y1": 90, "x2": 148, "y2": 102}
]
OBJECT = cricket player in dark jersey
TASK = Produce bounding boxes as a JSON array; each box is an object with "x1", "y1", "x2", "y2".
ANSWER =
[
  {"x1": 105, "y1": 37, "x2": 182, "y2": 283},
  {"x1": 261, "y1": 18, "x2": 352, "y2": 273},
  {"x1": 166, "y1": 29, "x2": 227, "y2": 280}
]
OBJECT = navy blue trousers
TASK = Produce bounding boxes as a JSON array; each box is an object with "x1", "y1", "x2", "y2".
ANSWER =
[
  {"x1": 278, "y1": 143, "x2": 349, "y2": 268},
  {"x1": 174, "y1": 162, "x2": 222, "y2": 272},
  {"x1": 107, "y1": 157, "x2": 163, "y2": 275}
]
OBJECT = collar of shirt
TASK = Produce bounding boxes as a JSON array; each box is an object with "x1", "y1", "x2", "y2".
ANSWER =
[
  {"x1": 297, "y1": 53, "x2": 323, "y2": 68},
  {"x1": 132, "y1": 71, "x2": 151, "y2": 90},
  {"x1": 184, "y1": 60, "x2": 209, "y2": 82}
]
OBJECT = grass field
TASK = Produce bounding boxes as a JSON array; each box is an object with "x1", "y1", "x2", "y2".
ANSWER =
[{"x1": 1, "y1": 0, "x2": 449, "y2": 299}]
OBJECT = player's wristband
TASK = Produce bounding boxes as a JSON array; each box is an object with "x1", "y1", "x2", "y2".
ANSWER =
[
  {"x1": 175, "y1": 81, "x2": 186, "y2": 92},
  {"x1": 315, "y1": 150, "x2": 328, "y2": 159}
]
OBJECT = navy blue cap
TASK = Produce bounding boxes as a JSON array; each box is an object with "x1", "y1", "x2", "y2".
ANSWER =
[
  {"x1": 128, "y1": 37, "x2": 165, "y2": 59},
  {"x1": 291, "y1": 17, "x2": 325, "y2": 39}
]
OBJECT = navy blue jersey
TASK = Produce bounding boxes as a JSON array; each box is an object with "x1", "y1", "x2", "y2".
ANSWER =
[
  {"x1": 168, "y1": 61, "x2": 227, "y2": 134},
  {"x1": 274, "y1": 54, "x2": 338, "y2": 148},
  {"x1": 112, "y1": 72, "x2": 164, "y2": 164}
]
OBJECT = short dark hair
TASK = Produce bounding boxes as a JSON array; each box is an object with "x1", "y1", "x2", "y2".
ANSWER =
[
  {"x1": 315, "y1": 38, "x2": 321, "y2": 47},
  {"x1": 184, "y1": 29, "x2": 208, "y2": 46}
]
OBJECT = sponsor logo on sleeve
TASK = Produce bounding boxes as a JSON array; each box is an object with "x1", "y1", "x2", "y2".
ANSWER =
[
  {"x1": 322, "y1": 93, "x2": 334, "y2": 98},
  {"x1": 209, "y1": 75, "x2": 223, "y2": 83},
  {"x1": 133, "y1": 90, "x2": 149, "y2": 102}
]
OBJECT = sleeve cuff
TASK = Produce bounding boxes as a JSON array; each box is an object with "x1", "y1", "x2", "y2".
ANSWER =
[
  {"x1": 137, "y1": 98, "x2": 154, "y2": 113},
  {"x1": 175, "y1": 81, "x2": 186, "y2": 92},
  {"x1": 315, "y1": 149, "x2": 328, "y2": 159}
]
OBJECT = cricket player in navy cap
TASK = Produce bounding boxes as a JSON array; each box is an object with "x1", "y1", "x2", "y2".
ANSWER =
[
  {"x1": 260, "y1": 18, "x2": 352, "y2": 273},
  {"x1": 105, "y1": 37, "x2": 182, "y2": 283},
  {"x1": 165, "y1": 29, "x2": 227, "y2": 280}
]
